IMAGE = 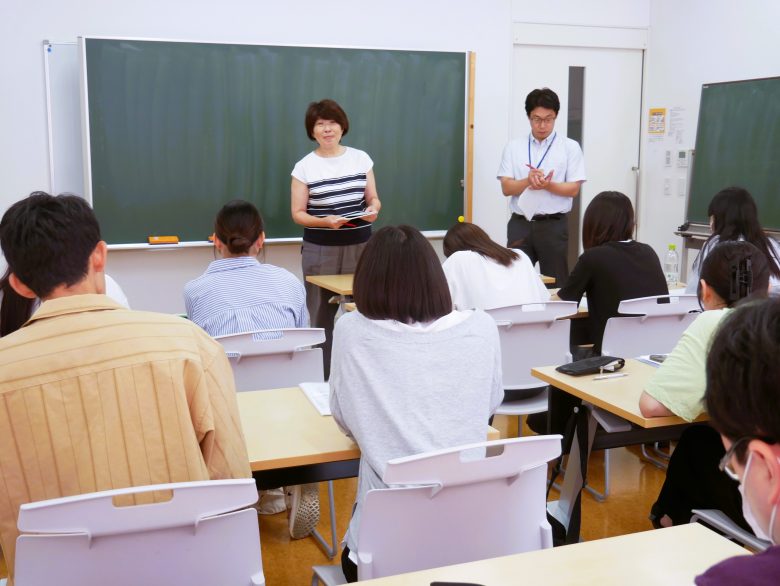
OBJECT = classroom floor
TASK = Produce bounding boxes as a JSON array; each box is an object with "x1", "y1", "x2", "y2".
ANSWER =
[{"x1": 0, "y1": 416, "x2": 668, "y2": 584}]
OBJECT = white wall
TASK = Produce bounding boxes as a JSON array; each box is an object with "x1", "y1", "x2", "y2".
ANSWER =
[
  {"x1": 639, "y1": 0, "x2": 780, "y2": 263},
  {"x1": 5, "y1": 0, "x2": 773, "y2": 310},
  {"x1": 0, "y1": 0, "x2": 513, "y2": 311}
]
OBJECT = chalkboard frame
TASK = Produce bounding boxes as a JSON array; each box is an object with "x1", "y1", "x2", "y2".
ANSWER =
[
  {"x1": 78, "y1": 36, "x2": 474, "y2": 249},
  {"x1": 685, "y1": 75, "x2": 780, "y2": 232}
]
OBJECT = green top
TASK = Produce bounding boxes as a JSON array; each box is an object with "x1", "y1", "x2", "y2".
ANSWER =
[{"x1": 643, "y1": 308, "x2": 731, "y2": 422}]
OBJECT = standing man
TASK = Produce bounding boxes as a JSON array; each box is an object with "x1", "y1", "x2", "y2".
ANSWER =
[{"x1": 497, "y1": 88, "x2": 586, "y2": 285}]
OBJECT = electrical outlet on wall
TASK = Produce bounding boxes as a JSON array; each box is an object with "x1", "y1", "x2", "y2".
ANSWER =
[
  {"x1": 677, "y1": 177, "x2": 687, "y2": 197},
  {"x1": 665, "y1": 151, "x2": 672, "y2": 167},
  {"x1": 664, "y1": 177, "x2": 672, "y2": 196}
]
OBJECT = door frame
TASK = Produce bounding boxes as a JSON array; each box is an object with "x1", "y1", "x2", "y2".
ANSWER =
[{"x1": 511, "y1": 23, "x2": 649, "y2": 246}]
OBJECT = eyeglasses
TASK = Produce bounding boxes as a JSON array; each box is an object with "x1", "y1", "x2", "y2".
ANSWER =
[
  {"x1": 530, "y1": 116, "x2": 557, "y2": 126},
  {"x1": 719, "y1": 436, "x2": 757, "y2": 480}
]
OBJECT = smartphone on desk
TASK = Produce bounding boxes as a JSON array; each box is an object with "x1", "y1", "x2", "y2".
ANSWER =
[{"x1": 649, "y1": 354, "x2": 668, "y2": 364}]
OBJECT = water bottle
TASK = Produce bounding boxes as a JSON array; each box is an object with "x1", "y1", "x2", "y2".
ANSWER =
[{"x1": 664, "y1": 244, "x2": 679, "y2": 288}]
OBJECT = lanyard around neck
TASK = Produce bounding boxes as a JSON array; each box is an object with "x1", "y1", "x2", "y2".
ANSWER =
[{"x1": 528, "y1": 132, "x2": 556, "y2": 169}]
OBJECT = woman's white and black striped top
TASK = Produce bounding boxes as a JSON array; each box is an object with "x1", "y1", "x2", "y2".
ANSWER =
[
  {"x1": 184, "y1": 257, "x2": 309, "y2": 338},
  {"x1": 292, "y1": 146, "x2": 373, "y2": 246}
]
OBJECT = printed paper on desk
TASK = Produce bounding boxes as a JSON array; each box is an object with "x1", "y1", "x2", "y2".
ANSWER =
[{"x1": 299, "y1": 382, "x2": 331, "y2": 415}]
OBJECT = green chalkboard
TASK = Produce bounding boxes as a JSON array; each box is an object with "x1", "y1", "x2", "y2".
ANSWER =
[
  {"x1": 687, "y1": 76, "x2": 780, "y2": 230},
  {"x1": 83, "y1": 38, "x2": 467, "y2": 245}
]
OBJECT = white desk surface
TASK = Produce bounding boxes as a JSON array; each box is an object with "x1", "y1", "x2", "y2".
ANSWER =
[{"x1": 359, "y1": 524, "x2": 747, "y2": 585}]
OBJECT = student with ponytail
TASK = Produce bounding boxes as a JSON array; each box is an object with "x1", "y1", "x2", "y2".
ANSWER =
[
  {"x1": 184, "y1": 199, "x2": 308, "y2": 336},
  {"x1": 638, "y1": 241, "x2": 771, "y2": 531}
]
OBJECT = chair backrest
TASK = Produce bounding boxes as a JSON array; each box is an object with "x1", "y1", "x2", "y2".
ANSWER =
[
  {"x1": 356, "y1": 435, "x2": 562, "y2": 581},
  {"x1": 486, "y1": 302, "x2": 576, "y2": 390},
  {"x1": 602, "y1": 294, "x2": 700, "y2": 357},
  {"x1": 15, "y1": 479, "x2": 264, "y2": 586},
  {"x1": 215, "y1": 328, "x2": 326, "y2": 391}
]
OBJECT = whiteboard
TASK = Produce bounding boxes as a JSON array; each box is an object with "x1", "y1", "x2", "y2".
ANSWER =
[{"x1": 43, "y1": 41, "x2": 84, "y2": 197}]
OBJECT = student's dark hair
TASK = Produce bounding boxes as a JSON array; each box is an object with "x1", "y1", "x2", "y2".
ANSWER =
[
  {"x1": 697, "y1": 241, "x2": 770, "y2": 308},
  {"x1": 0, "y1": 192, "x2": 101, "y2": 298},
  {"x1": 525, "y1": 88, "x2": 560, "y2": 116},
  {"x1": 443, "y1": 222, "x2": 519, "y2": 267},
  {"x1": 354, "y1": 225, "x2": 452, "y2": 323},
  {"x1": 0, "y1": 269, "x2": 34, "y2": 337},
  {"x1": 214, "y1": 200, "x2": 264, "y2": 255},
  {"x1": 705, "y1": 297, "x2": 780, "y2": 464},
  {"x1": 304, "y1": 99, "x2": 350, "y2": 141},
  {"x1": 581, "y1": 191, "x2": 635, "y2": 249},
  {"x1": 696, "y1": 186, "x2": 780, "y2": 279}
]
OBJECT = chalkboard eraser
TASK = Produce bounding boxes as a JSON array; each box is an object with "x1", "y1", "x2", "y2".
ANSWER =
[{"x1": 148, "y1": 235, "x2": 179, "y2": 245}]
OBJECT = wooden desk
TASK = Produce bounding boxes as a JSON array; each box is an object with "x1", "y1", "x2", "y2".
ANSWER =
[
  {"x1": 307, "y1": 272, "x2": 555, "y2": 296},
  {"x1": 359, "y1": 524, "x2": 747, "y2": 585},
  {"x1": 305, "y1": 274, "x2": 355, "y2": 296},
  {"x1": 238, "y1": 387, "x2": 358, "y2": 473},
  {"x1": 532, "y1": 359, "x2": 706, "y2": 541},
  {"x1": 238, "y1": 387, "x2": 499, "y2": 485},
  {"x1": 532, "y1": 360, "x2": 704, "y2": 428}
]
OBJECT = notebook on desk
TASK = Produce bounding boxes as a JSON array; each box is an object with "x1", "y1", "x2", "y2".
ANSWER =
[{"x1": 299, "y1": 382, "x2": 331, "y2": 415}]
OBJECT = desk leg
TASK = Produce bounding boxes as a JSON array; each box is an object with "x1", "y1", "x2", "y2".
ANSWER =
[
  {"x1": 310, "y1": 480, "x2": 339, "y2": 558},
  {"x1": 547, "y1": 405, "x2": 598, "y2": 541}
]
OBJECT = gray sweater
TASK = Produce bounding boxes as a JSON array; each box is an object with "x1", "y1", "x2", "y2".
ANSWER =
[{"x1": 329, "y1": 310, "x2": 504, "y2": 553}]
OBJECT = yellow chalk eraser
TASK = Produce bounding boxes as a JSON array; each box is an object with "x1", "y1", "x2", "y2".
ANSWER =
[
  {"x1": 458, "y1": 215, "x2": 465, "y2": 223},
  {"x1": 148, "y1": 235, "x2": 179, "y2": 245}
]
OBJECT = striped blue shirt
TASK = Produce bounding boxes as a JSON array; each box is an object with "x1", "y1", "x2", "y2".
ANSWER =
[{"x1": 184, "y1": 257, "x2": 308, "y2": 338}]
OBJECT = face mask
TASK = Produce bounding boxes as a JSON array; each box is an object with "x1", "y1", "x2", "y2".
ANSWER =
[{"x1": 739, "y1": 452, "x2": 778, "y2": 544}]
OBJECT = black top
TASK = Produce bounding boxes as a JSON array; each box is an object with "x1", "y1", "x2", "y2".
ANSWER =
[{"x1": 558, "y1": 241, "x2": 668, "y2": 354}]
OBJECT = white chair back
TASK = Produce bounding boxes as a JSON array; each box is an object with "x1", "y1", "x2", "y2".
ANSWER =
[
  {"x1": 602, "y1": 294, "x2": 700, "y2": 357},
  {"x1": 15, "y1": 479, "x2": 264, "y2": 586},
  {"x1": 215, "y1": 328, "x2": 326, "y2": 391},
  {"x1": 486, "y1": 302, "x2": 576, "y2": 390},
  {"x1": 355, "y1": 435, "x2": 562, "y2": 581}
]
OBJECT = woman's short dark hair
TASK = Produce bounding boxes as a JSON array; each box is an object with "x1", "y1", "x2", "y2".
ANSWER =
[
  {"x1": 443, "y1": 222, "x2": 519, "y2": 267},
  {"x1": 698, "y1": 241, "x2": 770, "y2": 308},
  {"x1": 525, "y1": 88, "x2": 560, "y2": 116},
  {"x1": 354, "y1": 225, "x2": 452, "y2": 323},
  {"x1": 214, "y1": 200, "x2": 264, "y2": 255},
  {"x1": 581, "y1": 191, "x2": 635, "y2": 249},
  {"x1": 700, "y1": 186, "x2": 780, "y2": 279},
  {"x1": 705, "y1": 297, "x2": 780, "y2": 464},
  {"x1": 0, "y1": 192, "x2": 101, "y2": 298},
  {"x1": 304, "y1": 99, "x2": 350, "y2": 141}
]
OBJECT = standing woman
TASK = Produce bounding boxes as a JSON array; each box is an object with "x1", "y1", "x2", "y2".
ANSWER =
[
  {"x1": 686, "y1": 186, "x2": 780, "y2": 293},
  {"x1": 291, "y1": 99, "x2": 381, "y2": 372}
]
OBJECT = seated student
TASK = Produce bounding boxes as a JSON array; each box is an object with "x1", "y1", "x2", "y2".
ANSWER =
[
  {"x1": 442, "y1": 221, "x2": 549, "y2": 310},
  {"x1": 184, "y1": 199, "x2": 315, "y2": 538},
  {"x1": 184, "y1": 199, "x2": 308, "y2": 336},
  {"x1": 556, "y1": 191, "x2": 668, "y2": 355},
  {"x1": 686, "y1": 186, "x2": 780, "y2": 294},
  {"x1": 639, "y1": 241, "x2": 770, "y2": 530},
  {"x1": 0, "y1": 192, "x2": 250, "y2": 583},
  {"x1": 329, "y1": 225, "x2": 504, "y2": 582},
  {"x1": 696, "y1": 297, "x2": 780, "y2": 585}
]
